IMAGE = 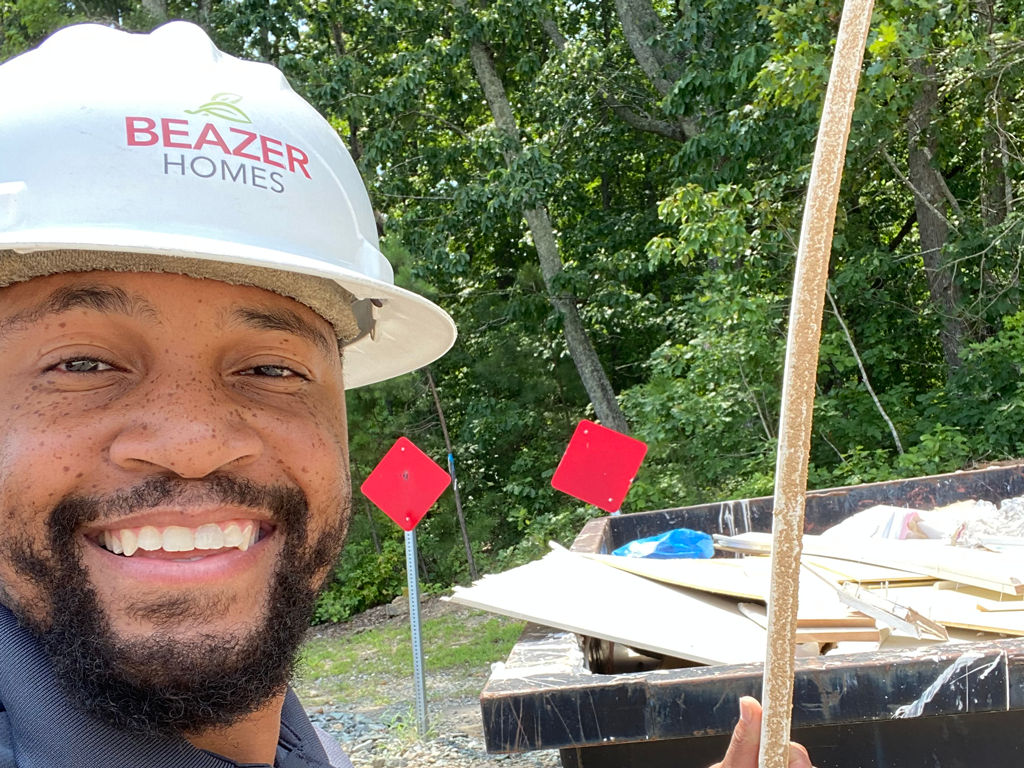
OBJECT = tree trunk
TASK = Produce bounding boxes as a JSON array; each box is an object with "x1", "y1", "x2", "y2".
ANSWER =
[
  {"x1": 524, "y1": 207, "x2": 631, "y2": 434},
  {"x1": 907, "y1": 64, "x2": 967, "y2": 370},
  {"x1": 613, "y1": 0, "x2": 698, "y2": 139},
  {"x1": 331, "y1": 24, "x2": 364, "y2": 163},
  {"x1": 363, "y1": 496, "x2": 381, "y2": 555},
  {"x1": 614, "y1": 0, "x2": 679, "y2": 96},
  {"x1": 980, "y1": 78, "x2": 1012, "y2": 226},
  {"x1": 141, "y1": 0, "x2": 167, "y2": 20},
  {"x1": 459, "y1": 8, "x2": 630, "y2": 434}
]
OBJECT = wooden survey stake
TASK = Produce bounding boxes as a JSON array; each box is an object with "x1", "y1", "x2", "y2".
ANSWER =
[{"x1": 759, "y1": 2, "x2": 875, "y2": 766}]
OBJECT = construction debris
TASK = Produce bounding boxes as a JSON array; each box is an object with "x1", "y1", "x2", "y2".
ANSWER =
[{"x1": 450, "y1": 496, "x2": 1024, "y2": 673}]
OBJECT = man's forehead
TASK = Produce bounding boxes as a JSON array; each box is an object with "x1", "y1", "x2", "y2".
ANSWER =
[{"x1": 0, "y1": 271, "x2": 337, "y2": 355}]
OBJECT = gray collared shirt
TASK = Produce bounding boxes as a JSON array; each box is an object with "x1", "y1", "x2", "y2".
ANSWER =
[{"x1": 0, "y1": 605, "x2": 352, "y2": 768}]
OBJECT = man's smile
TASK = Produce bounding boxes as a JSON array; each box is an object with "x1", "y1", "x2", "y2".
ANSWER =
[
  {"x1": 77, "y1": 504, "x2": 284, "y2": 586},
  {"x1": 80, "y1": 523, "x2": 279, "y2": 585},
  {"x1": 87, "y1": 518, "x2": 274, "y2": 558}
]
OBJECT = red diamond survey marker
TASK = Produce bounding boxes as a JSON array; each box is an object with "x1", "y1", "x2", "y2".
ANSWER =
[
  {"x1": 361, "y1": 437, "x2": 451, "y2": 531},
  {"x1": 551, "y1": 420, "x2": 648, "y2": 513}
]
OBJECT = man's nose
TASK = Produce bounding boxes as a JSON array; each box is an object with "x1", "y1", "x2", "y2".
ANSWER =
[{"x1": 108, "y1": 381, "x2": 264, "y2": 478}]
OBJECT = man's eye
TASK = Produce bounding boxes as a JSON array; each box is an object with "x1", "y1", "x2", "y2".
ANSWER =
[
  {"x1": 56, "y1": 358, "x2": 115, "y2": 373},
  {"x1": 242, "y1": 365, "x2": 300, "y2": 378}
]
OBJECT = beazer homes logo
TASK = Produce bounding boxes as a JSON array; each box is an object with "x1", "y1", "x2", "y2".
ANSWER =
[{"x1": 124, "y1": 93, "x2": 312, "y2": 195}]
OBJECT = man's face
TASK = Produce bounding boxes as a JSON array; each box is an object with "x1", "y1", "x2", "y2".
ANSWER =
[{"x1": 0, "y1": 270, "x2": 351, "y2": 735}]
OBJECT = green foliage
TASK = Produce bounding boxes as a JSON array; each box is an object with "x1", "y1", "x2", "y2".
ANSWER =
[{"x1": 314, "y1": 538, "x2": 406, "y2": 624}]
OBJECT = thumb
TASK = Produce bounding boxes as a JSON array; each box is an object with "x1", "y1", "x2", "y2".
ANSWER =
[{"x1": 714, "y1": 696, "x2": 762, "y2": 768}]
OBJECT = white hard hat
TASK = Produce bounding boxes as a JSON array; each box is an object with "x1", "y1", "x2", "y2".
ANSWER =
[{"x1": 0, "y1": 21, "x2": 456, "y2": 388}]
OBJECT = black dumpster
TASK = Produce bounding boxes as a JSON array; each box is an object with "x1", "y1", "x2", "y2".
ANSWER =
[{"x1": 480, "y1": 463, "x2": 1024, "y2": 768}]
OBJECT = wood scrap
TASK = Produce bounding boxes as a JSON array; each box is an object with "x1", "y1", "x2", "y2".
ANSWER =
[
  {"x1": 448, "y1": 546, "x2": 766, "y2": 666},
  {"x1": 739, "y1": 603, "x2": 881, "y2": 644},
  {"x1": 713, "y1": 533, "x2": 772, "y2": 555},
  {"x1": 802, "y1": 555, "x2": 931, "y2": 585},
  {"x1": 801, "y1": 560, "x2": 946, "y2": 639},
  {"x1": 871, "y1": 584, "x2": 1024, "y2": 636},
  {"x1": 838, "y1": 583, "x2": 948, "y2": 640},
  {"x1": 932, "y1": 582, "x2": 1024, "y2": 611},
  {"x1": 717, "y1": 531, "x2": 1024, "y2": 596},
  {"x1": 714, "y1": 536, "x2": 933, "y2": 584}
]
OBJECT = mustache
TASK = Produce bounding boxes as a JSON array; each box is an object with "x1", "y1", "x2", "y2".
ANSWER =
[{"x1": 47, "y1": 475, "x2": 305, "y2": 544}]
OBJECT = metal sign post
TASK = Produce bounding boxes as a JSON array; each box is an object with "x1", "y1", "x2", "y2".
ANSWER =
[
  {"x1": 404, "y1": 528, "x2": 428, "y2": 736},
  {"x1": 361, "y1": 437, "x2": 451, "y2": 739}
]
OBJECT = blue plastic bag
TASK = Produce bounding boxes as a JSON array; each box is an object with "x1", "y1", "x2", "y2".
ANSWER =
[{"x1": 611, "y1": 528, "x2": 714, "y2": 559}]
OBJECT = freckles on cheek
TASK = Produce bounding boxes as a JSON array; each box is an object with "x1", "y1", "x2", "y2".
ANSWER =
[{"x1": 0, "y1": 419, "x2": 92, "y2": 510}]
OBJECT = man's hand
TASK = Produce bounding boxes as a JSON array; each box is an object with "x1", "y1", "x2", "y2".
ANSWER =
[{"x1": 708, "y1": 697, "x2": 812, "y2": 768}]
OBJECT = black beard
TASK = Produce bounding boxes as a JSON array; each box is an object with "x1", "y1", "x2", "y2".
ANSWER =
[{"x1": 2, "y1": 474, "x2": 347, "y2": 739}]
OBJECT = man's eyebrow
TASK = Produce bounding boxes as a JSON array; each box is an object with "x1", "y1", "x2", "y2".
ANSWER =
[
  {"x1": 231, "y1": 306, "x2": 336, "y2": 357},
  {"x1": 0, "y1": 284, "x2": 158, "y2": 338}
]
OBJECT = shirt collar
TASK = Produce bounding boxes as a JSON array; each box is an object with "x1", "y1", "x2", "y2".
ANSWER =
[{"x1": 0, "y1": 604, "x2": 333, "y2": 768}]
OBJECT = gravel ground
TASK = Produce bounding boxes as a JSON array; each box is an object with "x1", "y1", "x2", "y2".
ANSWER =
[
  {"x1": 303, "y1": 600, "x2": 562, "y2": 768},
  {"x1": 307, "y1": 706, "x2": 561, "y2": 767}
]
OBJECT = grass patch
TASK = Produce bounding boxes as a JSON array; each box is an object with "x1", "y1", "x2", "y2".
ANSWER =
[{"x1": 294, "y1": 611, "x2": 525, "y2": 706}]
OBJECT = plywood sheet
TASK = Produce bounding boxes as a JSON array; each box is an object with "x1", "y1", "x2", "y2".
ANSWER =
[
  {"x1": 580, "y1": 553, "x2": 766, "y2": 601},
  {"x1": 581, "y1": 552, "x2": 868, "y2": 626},
  {"x1": 449, "y1": 548, "x2": 766, "y2": 666}
]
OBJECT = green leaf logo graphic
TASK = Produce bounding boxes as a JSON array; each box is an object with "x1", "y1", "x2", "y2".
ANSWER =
[{"x1": 185, "y1": 93, "x2": 252, "y2": 123}]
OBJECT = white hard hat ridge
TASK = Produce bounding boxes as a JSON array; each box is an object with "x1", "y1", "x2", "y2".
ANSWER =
[{"x1": 0, "y1": 21, "x2": 456, "y2": 389}]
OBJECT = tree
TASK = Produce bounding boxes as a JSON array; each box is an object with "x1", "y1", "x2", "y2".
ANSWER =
[{"x1": 452, "y1": 0, "x2": 629, "y2": 434}]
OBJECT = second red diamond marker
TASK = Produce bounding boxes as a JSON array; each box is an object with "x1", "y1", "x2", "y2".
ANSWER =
[{"x1": 551, "y1": 420, "x2": 648, "y2": 513}]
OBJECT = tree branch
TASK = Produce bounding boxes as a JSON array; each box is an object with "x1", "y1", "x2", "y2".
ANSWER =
[
  {"x1": 826, "y1": 289, "x2": 904, "y2": 455},
  {"x1": 888, "y1": 210, "x2": 917, "y2": 252},
  {"x1": 399, "y1": 111, "x2": 470, "y2": 140},
  {"x1": 737, "y1": 359, "x2": 774, "y2": 441},
  {"x1": 604, "y1": 94, "x2": 688, "y2": 141},
  {"x1": 541, "y1": 16, "x2": 688, "y2": 142}
]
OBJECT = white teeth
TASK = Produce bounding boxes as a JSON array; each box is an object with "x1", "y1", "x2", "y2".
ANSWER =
[
  {"x1": 99, "y1": 519, "x2": 262, "y2": 557},
  {"x1": 162, "y1": 526, "x2": 194, "y2": 552},
  {"x1": 223, "y1": 523, "x2": 244, "y2": 548},
  {"x1": 194, "y1": 523, "x2": 225, "y2": 550},
  {"x1": 138, "y1": 526, "x2": 162, "y2": 551},
  {"x1": 121, "y1": 529, "x2": 139, "y2": 557}
]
